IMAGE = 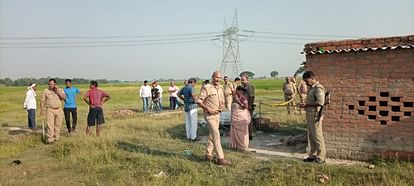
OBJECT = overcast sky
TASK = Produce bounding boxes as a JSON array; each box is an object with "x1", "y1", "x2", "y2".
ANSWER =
[{"x1": 1, "y1": 0, "x2": 413, "y2": 81}]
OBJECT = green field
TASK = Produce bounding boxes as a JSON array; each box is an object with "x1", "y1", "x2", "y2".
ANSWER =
[{"x1": 0, "y1": 79, "x2": 413, "y2": 185}]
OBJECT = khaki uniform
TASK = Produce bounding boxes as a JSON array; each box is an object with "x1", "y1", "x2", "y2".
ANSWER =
[
  {"x1": 299, "y1": 80, "x2": 308, "y2": 103},
  {"x1": 305, "y1": 82, "x2": 326, "y2": 161},
  {"x1": 223, "y1": 82, "x2": 233, "y2": 112},
  {"x1": 283, "y1": 81, "x2": 297, "y2": 114},
  {"x1": 198, "y1": 84, "x2": 225, "y2": 159},
  {"x1": 41, "y1": 88, "x2": 66, "y2": 141},
  {"x1": 298, "y1": 80, "x2": 308, "y2": 114}
]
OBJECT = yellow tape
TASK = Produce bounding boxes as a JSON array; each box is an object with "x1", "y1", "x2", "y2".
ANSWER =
[{"x1": 265, "y1": 98, "x2": 295, "y2": 107}]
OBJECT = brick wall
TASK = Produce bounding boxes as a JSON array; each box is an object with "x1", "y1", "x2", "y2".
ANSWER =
[{"x1": 304, "y1": 36, "x2": 414, "y2": 161}]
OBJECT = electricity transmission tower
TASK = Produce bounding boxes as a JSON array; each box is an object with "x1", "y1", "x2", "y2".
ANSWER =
[{"x1": 220, "y1": 10, "x2": 243, "y2": 78}]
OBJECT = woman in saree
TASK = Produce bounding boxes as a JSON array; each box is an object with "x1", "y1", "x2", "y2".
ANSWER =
[{"x1": 229, "y1": 86, "x2": 251, "y2": 151}]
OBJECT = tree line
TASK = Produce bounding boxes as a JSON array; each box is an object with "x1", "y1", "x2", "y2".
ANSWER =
[{"x1": 0, "y1": 77, "x2": 120, "y2": 86}]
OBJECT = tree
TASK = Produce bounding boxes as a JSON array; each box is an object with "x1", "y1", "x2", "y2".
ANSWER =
[
  {"x1": 3, "y1": 78, "x2": 13, "y2": 86},
  {"x1": 239, "y1": 71, "x2": 255, "y2": 79},
  {"x1": 270, "y1": 71, "x2": 279, "y2": 78}
]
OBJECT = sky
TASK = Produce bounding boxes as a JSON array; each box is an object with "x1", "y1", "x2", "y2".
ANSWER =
[{"x1": 0, "y1": 0, "x2": 413, "y2": 81}]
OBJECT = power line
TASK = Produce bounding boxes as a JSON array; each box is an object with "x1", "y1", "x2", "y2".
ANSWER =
[
  {"x1": 0, "y1": 29, "x2": 361, "y2": 49},
  {"x1": 244, "y1": 40, "x2": 303, "y2": 45},
  {"x1": 242, "y1": 30, "x2": 361, "y2": 38},
  {"x1": 0, "y1": 31, "x2": 222, "y2": 40},
  {"x1": 241, "y1": 34, "x2": 327, "y2": 41},
  {"x1": 0, "y1": 35, "x2": 220, "y2": 45},
  {"x1": 0, "y1": 38, "x2": 215, "y2": 49}
]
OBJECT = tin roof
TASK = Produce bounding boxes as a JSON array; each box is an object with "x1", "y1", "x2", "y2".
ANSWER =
[{"x1": 303, "y1": 35, "x2": 414, "y2": 55}]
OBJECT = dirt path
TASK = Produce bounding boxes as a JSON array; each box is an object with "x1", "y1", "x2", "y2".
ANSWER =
[{"x1": 197, "y1": 133, "x2": 367, "y2": 166}]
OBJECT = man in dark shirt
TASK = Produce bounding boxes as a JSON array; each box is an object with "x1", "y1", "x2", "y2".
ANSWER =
[
  {"x1": 151, "y1": 82, "x2": 161, "y2": 112},
  {"x1": 178, "y1": 78, "x2": 198, "y2": 141},
  {"x1": 241, "y1": 75, "x2": 255, "y2": 140}
]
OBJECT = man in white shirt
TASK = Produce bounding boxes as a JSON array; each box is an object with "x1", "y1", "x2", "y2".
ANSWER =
[
  {"x1": 155, "y1": 81, "x2": 164, "y2": 112},
  {"x1": 139, "y1": 80, "x2": 151, "y2": 113},
  {"x1": 24, "y1": 83, "x2": 37, "y2": 130},
  {"x1": 168, "y1": 81, "x2": 179, "y2": 110}
]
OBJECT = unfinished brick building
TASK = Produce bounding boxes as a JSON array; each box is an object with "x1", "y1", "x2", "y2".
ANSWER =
[{"x1": 303, "y1": 35, "x2": 414, "y2": 161}]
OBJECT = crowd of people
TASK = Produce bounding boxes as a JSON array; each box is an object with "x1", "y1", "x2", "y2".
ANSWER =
[
  {"x1": 23, "y1": 70, "x2": 327, "y2": 165},
  {"x1": 24, "y1": 79, "x2": 110, "y2": 143}
]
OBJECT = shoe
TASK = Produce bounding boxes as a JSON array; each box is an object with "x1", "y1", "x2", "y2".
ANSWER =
[
  {"x1": 205, "y1": 155, "x2": 212, "y2": 161},
  {"x1": 191, "y1": 137, "x2": 201, "y2": 141},
  {"x1": 303, "y1": 157, "x2": 315, "y2": 162},
  {"x1": 71, "y1": 127, "x2": 76, "y2": 132},
  {"x1": 315, "y1": 158, "x2": 326, "y2": 164},
  {"x1": 217, "y1": 158, "x2": 230, "y2": 166},
  {"x1": 46, "y1": 139, "x2": 55, "y2": 144}
]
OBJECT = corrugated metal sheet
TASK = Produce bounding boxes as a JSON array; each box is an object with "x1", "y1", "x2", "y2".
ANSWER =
[{"x1": 305, "y1": 44, "x2": 414, "y2": 55}]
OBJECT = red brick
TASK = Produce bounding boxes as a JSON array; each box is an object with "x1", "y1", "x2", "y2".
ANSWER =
[
  {"x1": 390, "y1": 112, "x2": 404, "y2": 117},
  {"x1": 401, "y1": 107, "x2": 414, "y2": 112},
  {"x1": 402, "y1": 97, "x2": 414, "y2": 102}
]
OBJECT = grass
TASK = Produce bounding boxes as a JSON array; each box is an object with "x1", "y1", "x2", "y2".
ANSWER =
[{"x1": 0, "y1": 80, "x2": 413, "y2": 185}]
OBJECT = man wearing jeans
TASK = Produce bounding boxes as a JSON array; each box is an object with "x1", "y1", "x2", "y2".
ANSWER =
[
  {"x1": 139, "y1": 80, "x2": 151, "y2": 113},
  {"x1": 24, "y1": 83, "x2": 37, "y2": 130},
  {"x1": 63, "y1": 79, "x2": 80, "y2": 133},
  {"x1": 155, "y1": 81, "x2": 164, "y2": 112},
  {"x1": 178, "y1": 78, "x2": 198, "y2": 141}
]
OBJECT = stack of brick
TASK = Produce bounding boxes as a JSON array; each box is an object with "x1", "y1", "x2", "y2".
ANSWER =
[{"x1": 304, "y1": 35, "x2": 414, "y2": 161}]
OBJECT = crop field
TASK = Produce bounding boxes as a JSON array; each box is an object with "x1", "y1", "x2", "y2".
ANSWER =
[{"x1": 0, "y1": 79, "x2": 413, "y2": 185}]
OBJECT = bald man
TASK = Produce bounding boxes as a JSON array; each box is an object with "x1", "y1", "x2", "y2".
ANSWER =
[{"x1": 197, "y1": 71, "x2": 230, "y2": 166}]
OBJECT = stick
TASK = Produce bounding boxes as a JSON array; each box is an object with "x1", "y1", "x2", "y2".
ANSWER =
[{"x1": 41, "y1": 116, "x2": 45, "y2": 140}]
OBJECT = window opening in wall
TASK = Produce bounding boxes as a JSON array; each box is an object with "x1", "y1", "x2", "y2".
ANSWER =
[
  {"x1": 379, "y1": 111, "x2": 389, "y2": 116},
  {"x1": 358, "y1": 110, "x2": 365, "y2": 115},
  {"x1": 369, "y1": 106, "x2": 376, "y2": 111},
  {"x1": 404, "y1": 112, "x2": 412, "y2": 117},
  {"x1": 368, "y1": 115, "x2": 376, "y2": 120},
  {"x1": 391, "y1": 106, "x2": 400, "y2": 112},
  {"x1": 391, "y1": 116, "x2": 400, "y2": 121},
  {"x1": 369, "y1": 97, "x2": 376, "y2": 102},
  {"x1": 348, "y1": 105, "x2": 355, "y2": 110},
  {"x1": 380, "y1": 92, "x2": 389, "y2": 97},
  {"x1": 404, "y1": 102, "x2": 414, "y2": 107},
  {"x1": 391, "y1": 97, "x2": 400, "y2": 102},
  {"x1": 379, "y1": 101, "x2": 388, "y2": 106},
  {"x1": 358, "y1": 101, "x2": 365, "y2": 106},
  {"x1": 380, "y1": 120, "x2": 387, "y2": 125}
]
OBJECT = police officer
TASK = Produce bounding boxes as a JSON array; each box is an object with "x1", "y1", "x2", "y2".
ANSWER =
[
  {"x1": 223, "y1": 76, "x2": 233, "y2": 112},
  {"x1": 40, "y1": 79, "x2": 66, "y2": 143},
  {"x1": 299, "y1": 71, "x2": 326, "y2": 164},
  {"x1": 197, "y1": 71, "x2": 230, "y2": 166}
]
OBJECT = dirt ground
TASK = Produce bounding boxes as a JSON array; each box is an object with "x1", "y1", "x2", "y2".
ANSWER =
[{"x1": 196, "y1": 125, "x2": 367, "y2": 166}]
